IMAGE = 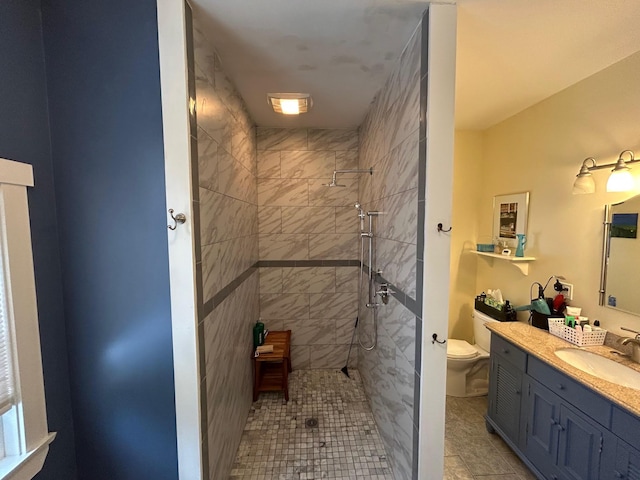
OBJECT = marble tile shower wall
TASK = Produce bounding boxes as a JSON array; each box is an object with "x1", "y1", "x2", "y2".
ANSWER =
[
  {"x1": 256, "y1": 128, "x2": 361, "y2": 369},
  {"x1": 357, "y1": 24, "x2": 422, "y2": 480},
  {"x1": 193, "y1": 18, "x2": 259, "y2": 480}
]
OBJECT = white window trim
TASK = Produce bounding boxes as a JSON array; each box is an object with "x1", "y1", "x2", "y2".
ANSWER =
[{"x1": 0, "y1": 158, "x2": 55, "y2": 480}]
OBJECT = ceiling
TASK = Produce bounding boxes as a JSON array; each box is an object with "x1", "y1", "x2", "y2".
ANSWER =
[{"x1": 191, "y1": 0, "x2": 640, "y2": 131}]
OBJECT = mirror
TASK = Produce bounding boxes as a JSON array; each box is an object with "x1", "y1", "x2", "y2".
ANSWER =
[{"x1": 601, "y1": 194, "x2": 640, "y2": 315}]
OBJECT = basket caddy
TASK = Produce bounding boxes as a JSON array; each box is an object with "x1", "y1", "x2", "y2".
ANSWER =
[{"x1": 547, "y1": 318, "x2": 607, "y2": 347}]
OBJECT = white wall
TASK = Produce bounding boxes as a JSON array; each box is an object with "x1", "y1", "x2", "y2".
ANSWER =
[{"x1": 451, "y1": 50, "x2": 640, "y2": 337}]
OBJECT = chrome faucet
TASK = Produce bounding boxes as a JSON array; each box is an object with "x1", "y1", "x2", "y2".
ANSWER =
[{"x1": 620, "y1": 327, "x2": 640, "y2": 363}]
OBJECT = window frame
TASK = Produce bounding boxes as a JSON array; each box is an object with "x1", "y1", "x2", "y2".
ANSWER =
[{"x1": 0, "y1": 158, "x2": 55, "y2": 480}]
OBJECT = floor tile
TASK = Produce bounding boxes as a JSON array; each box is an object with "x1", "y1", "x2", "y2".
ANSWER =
[
  {"x1": 231, "y1": 370, "x2": 394, "y2": 479},
  {"x1": 445, "y1": 395, "x2": 536, "y2": 480}
]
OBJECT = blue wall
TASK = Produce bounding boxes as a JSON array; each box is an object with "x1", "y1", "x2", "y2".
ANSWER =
[
  {"x1": 41, "y1": 0, "x2": 179, "y2": 478},
  {"x1": 0, "y1": 1, "x2": 78, "y2": 478}
]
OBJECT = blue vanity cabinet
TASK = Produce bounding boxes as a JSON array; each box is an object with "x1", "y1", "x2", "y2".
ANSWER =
[
  {"x1": 487, "y1": 333, "x2": 638, "y2": 480},
  {"x1": 523, "y1": 377, "x2": 611, "y2": 480},
  {"x1": 613, "y1": 441, "x2": 640, "y2": 479},
  {"x1": 487, "y1": 335, "x2": 527, "y2": 447},
  {"x1": 523, "y1": 377, "x2": 560, "y2": 478},
  {"x1": 612, "y1": 407, "x2": 640, "y2": 479}
]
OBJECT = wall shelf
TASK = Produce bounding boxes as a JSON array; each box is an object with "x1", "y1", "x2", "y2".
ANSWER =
[{"x1": 471, "y1": 250, "x2": 536, "y2": 275}]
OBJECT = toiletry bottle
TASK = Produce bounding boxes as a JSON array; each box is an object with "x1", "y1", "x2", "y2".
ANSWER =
[{"x1": 253, "y1": 319, "x2": 265, "y2": 349}]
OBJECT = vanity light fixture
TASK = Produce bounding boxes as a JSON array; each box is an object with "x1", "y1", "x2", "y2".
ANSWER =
[
  {"x1": 572, "y1": 150, "x2": 640, "y2": 194},
  {"x1": 267, "y1": 93, "x2": 312, "y2": 115}
]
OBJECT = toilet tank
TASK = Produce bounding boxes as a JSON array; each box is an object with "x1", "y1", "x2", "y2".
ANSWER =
[{"x1": 473, "y1": 309, "x2": 499, "y2": 351}]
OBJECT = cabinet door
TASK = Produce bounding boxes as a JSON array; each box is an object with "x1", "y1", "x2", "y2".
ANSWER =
[
  {"x1": 614, "y1": 440, "x2": 640, "y2": 480},
  {"x1": 557, "y1": 404, "x2": 603, "y2": 480},
  {"x1": 524, "y1": 378, "x2": 560, "y2": 478},
  {"x1": 488, "y1": 353, "x2": 523, "y2": 444}
]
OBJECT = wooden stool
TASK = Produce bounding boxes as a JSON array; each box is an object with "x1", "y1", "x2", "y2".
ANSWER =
[{"x1": 252, "y1": 330, "x2": 291, "y2": 401}]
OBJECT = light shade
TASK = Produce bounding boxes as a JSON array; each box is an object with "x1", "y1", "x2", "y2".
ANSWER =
[
  {"x1": 606, "y1": 167, "x2": 635, "y2": 192},
  {"x1": 573, "y1": 160, "x2": 596, "y2": 194},
  {"x1": 267, "y1": 93, "x2": 312, "y2": 115},
  {"x1": 573, "y1": 174, "x2": 596, "y2": 194}
]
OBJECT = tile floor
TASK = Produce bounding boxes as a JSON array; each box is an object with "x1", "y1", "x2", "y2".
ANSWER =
[
  {"x1": 445, "y1": 395, "x2": 537, "y2": 480},
  {"x1": 230, "y1": 369, "x2": 394, "y2": 479}
]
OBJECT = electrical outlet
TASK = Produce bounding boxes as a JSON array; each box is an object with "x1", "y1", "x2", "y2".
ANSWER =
[{"x1": 560, "y1": 282, "x2": 574, "y2": 301}]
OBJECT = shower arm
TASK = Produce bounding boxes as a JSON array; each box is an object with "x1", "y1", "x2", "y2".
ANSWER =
[{"x1": 327, "y1": 168, "x2": 373, "y2": 186}]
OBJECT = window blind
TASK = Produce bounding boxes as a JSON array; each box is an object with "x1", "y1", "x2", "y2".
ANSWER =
[{"x1": 0, "y1": 243, "x2": 15, "y2": 416}]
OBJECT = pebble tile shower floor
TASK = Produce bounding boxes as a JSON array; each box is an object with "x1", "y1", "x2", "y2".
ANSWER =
[{"x1": 230, "y1": 370, "x2": 394, "y2": 480}]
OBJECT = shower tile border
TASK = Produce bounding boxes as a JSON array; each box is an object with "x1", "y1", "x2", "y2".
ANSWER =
[{"x1": 258, "y1": 259, "x2": 360, "y2": 267}]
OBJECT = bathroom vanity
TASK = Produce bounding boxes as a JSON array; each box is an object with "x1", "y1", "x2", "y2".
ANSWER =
[{"x1": 485, "y1": 322, "x2": 640, "y2": 480}]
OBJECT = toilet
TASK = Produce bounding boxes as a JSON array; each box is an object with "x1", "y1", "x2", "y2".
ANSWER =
[{"x1": 446, "y1": 309, "x2": 498, "y2": 397}]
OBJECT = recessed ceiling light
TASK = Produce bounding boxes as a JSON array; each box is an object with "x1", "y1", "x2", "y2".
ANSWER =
[{"x1": 267, "y1": 93, "x2": 312, "y2": 115}]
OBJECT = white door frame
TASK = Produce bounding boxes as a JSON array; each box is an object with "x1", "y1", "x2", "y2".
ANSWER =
[
  {"x1": 418, "y1": 4, "x2": 457, "y2": 479},
  {"x1": 156, "y1": 1, "x2": 203, "y2": 478}
]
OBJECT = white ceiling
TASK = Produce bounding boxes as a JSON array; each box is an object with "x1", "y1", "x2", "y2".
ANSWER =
[{"x1": 191, "y1": 0, "x2": 640, "y2": 131}]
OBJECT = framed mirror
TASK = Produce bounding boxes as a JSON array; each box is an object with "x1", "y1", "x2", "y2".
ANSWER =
[{"x1": 601, "y1": 194, "x2": 640, "y2": 315}]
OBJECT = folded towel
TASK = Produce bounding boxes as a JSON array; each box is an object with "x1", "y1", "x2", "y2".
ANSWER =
[{"x1": 256, "y1": 345, "x2": 274, "y2": 354}]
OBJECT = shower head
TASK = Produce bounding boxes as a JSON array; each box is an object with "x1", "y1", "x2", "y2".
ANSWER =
[
  {"x1": 323, "y1": 181, "x2": 347, "y2": 187},
  {"x1": 354, "y1": 202, "x2": 361, "y2": 209}
]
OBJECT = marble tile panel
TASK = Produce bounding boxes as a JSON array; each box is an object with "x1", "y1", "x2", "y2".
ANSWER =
[
  {"x1": 290, "y1": 345, "x2": 310, "y2": 369},
  {"x1": 218, "y1": 148, "x2": 255, "y2": 204},
  {"x1": 397, "y1": 28, "x2": 421, "y2": 103},
  {"x1": 390, "y1": 79, "x2": 420, "y2": 151},
  {"x1": 384, "y1": 189, "x2": 418, "y2": 245},
  {"x1": 280, "y1": 150, "x2": 336, "y2": 179},
  {"x1": 197, "y1": 128, "x2": 218, "y2": 191},
  {"x1": 309, "y1": 344, "x2": 350, "y2": 369},
  {"x1": 282, "y1": 267, "x2": 335, "y2": 293},
  {"x1": 258, "y1": 267, "x2": 282, "y2": 294},
  {"x1": 200, "y1": 190, "x2": 254, "y2": 245},
  {"x1": 201, "y1": 243, "x2": 220, "y2": 302},
  {"x1": 309, "y1": 233, "x2": 358, "y2": 260},
  {"x1": 309, "y1": 293, "x2": 357, "y2": 319},
  {"x1": 335, "y1": 150, "x2": 359, "y2": 174},
  {"x1": 231, "y1": 125, "x2": 253, "y2": 173},
  {"x1": 335, "y1": 318, "x2": 357, "y2": 344},
  {"x1": 391, "y1": 405, "x2": 414, "y2": 478},
  {"x1": 283, "y1": 319, "x2": 335, "y2": 345},
  {"x1": 335, "y1": 267, "x2": 359, "y2": 293},
  {"x1": 394, "y1": 349, "x2": 415, "y2": 419},
  {"x1": 259, "y1": 293, "x2": 309, "y2": 319},
  {"x1": 258, "y1": 234, "x2": 308, "y2": 260},
  {"x1": 257, "y1": 178, "x2": 309, "y2": 206},
  {"x1": 377, "y1": 238, "x2": 417, "y2": 298},
  {"x1": 256, "y1": 128, "x2": 308, "y2": 151},
  {"x1": 381, "y1": 299, "x2": 416, "y2": 367},
  {"x1": 256, "y1": 150, "x2": 281, "y2": 178},
  {"x1": 281, "y1": 206, "x2": 334, "y2": 234},
  {"x1": 335, "y1": 207, "x2": 359, "y2": 233},
  {"x1": 387, "y1": 132, "x2": 419, "y2": 196},
  {"x1": 308, "y1": 129, "x2": 358, "y2": 151},
  {"x1": 192, "y1": 24, "x2": 215, "y2": 84},
  {"x1": 196, "y1": 78, "x2": 233, "y2": 154},
  {"x1": 263, "y1": 319, "x2": 284, "y2": 332},
  {"x1": 376, "y1": 328, "x2": 397, "y2": 375},
  {"x1": 308, "y1": 178, "x2": 358, "y2": 207},
  {"x1": 257, "y1": 206, "x2": 281, "y2": 234}
]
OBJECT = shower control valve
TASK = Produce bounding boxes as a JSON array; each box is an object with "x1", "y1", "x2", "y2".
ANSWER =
[{"x1": 375, "y1": 283, "x2": 395, "y2": 304}]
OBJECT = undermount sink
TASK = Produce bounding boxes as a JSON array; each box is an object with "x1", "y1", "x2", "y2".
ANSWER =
[{"x1": 554, "y1": 348, "x2": 640, "y2": 391}]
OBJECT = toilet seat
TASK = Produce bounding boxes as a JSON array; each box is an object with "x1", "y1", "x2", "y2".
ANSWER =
[{"x1": 447, "y1": 339, "x2": 479, "y2": 359}]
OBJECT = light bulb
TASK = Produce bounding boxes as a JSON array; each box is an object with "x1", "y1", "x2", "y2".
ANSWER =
[{"x1": 606, "y1": 169, "x2": 634, "y2": 192}]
